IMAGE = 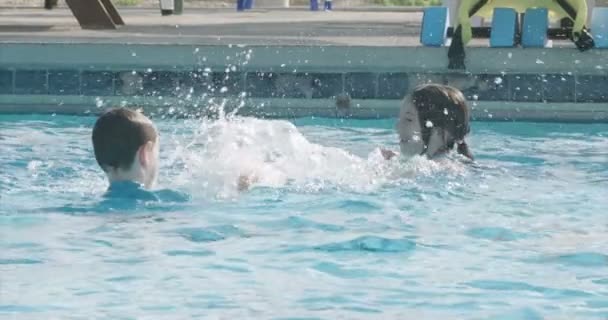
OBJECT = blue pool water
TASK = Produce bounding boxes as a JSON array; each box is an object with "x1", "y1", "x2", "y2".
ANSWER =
[{"x1": 1, "y1": 114, "x2": 607, "y2": 319}]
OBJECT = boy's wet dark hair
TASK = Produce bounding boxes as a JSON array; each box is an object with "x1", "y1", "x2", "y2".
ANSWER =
[
  {"x1": 411, "y1": 84, "x2": 473, "y2": 160},
  {"x1": 92, "y1": 108, "x2": 157, "y2": 172}
]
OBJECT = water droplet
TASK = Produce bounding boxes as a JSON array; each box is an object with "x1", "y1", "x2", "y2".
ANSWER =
[
  {"x1": 507, "y1": 52, "x2": 513, "y2": 59},
  {"x1": 220, "y1": 86, "x2": 228, "y2": 93},
  {"x1": 131, "y1": 52, "x2": 137, "y2": 57},
  {"x1": 204, "y1": 67, "x2": 212, "y2": 73},
  {"x1": 194, "y1": 48, "x2": 200, "y2": 53},
  {"x1": 443, "y1": 108, "x2": 448, "y2": 115},
  {"x1": 231, "y1": 66, "x2": 237, "y2": 72},
  {"x1": 535, "y1": 59, "x2": 544, "y2": 64},
  {"x1": 280, "y1": 64, "x2": 286, "y2": 67},
  {"x1": 472, "y1": 94, "x2": 479, "y2": 100},
  {"x1": 146, "y1": 68, "x2": 153, "y2": 73},
  {"x1": 425, "y1": 120, "x2": 433, "y2": 128},
  {"x1": 574, "y1": 60, "x2": 581, "y2": 64},
  {"x1": 494, "y1": 77, "x2": 503, "y2": 85}
]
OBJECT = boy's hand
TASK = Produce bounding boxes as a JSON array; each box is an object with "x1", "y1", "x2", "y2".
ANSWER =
[
  {"x1": 381, "y1": 148, "x2": 397, "y2": 160},
  {"x1": 237, "y1": 174, "x2": 258, "y2": 191}
]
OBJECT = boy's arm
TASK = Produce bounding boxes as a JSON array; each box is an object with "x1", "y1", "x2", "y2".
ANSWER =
[
  {"x1": 381, "y1": 148, "x2": 398, "y2": 160},
  {"x1": 237, "y1": 174, "x2": 259, "y2": 191}
]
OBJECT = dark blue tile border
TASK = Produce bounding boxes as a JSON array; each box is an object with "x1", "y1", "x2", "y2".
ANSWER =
[
  {"x1": 543, "y1": 74, "x2": 575, "y2": 103},
  {"x1": 247, "y1": 72, "x2": 276, "y2": 98},
  {"x1": 272, "y1": 73, "x2": 312, "y2": 99},
  {"x1": 48, "y1": 70, "x2": 80, "y2": 96},
  {"x1": 181, "y1": 71, "x2": 213, "y2": 96},
  {"x1": 81, "y1": 71, "x2": 115, "y2": 96},
  {"x1": 0, "y1": 69, "x2": 13, "y2": 95},
  {"x1": 576, "y1": 75, "x2": 608, "y2": 103},
  {"x1": 0, "y1": 68, "x2": 601, "y2": 105},
  {"x1": 142, "y1": 71, "x2": 179, "y2": 97},
  {"x1": 509, "y1": 74, "x2": 544, "y2": 102},
  {"x1": 377, "y1": 73, "x2": 408, "y2": 99},
  {"x1": 311, "y1": 73, "x2": 342, "y2": 99},
  {"x1": 212, "y1": 72, "x2": 243, "y2": 96},
  {"x1": 474, "y1": 74, "x2": 510, "y2": 101},
  {"x1": 15, "y1": 70, "x2": 47, "y2": 95},
  {"x1": 345, "y1": 73, "x2": 376, "y2": 99}
]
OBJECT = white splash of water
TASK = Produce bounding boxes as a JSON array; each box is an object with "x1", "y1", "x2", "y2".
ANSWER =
[{"x1": 163, "y1": 114, "x2": 465, "y2": 199}]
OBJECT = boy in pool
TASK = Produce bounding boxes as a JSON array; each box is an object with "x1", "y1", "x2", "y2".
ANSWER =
[
  {"x1": 382, "y1": 83, "x2": 474, "y2": 161},
  {"x1": 92, "y1": 107, "x2": 189, "y2": 202}
]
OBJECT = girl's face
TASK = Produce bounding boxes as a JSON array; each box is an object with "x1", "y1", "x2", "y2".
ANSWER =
[{"x1": 396, "y1": 101, "x2": 424, "y2": 158}]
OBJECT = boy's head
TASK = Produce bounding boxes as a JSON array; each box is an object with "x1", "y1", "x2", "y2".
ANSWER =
[{"x1": 92, "y1": 108, "x2": 159, "y2": 188}]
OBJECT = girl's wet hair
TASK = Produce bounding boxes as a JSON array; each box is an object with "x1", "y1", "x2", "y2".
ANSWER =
[{"x1": 410, "y1": 83, "x2": 474, "y2": 160}]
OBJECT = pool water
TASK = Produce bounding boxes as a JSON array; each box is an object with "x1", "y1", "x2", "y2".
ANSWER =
[{"x1": 1, "y1": 114, "x2": 607, "y2": 319}]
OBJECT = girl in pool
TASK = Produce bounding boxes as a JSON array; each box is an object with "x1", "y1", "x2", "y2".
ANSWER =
[{"x1": 381, "y1": 83, "x2": 474, "y2": 161}]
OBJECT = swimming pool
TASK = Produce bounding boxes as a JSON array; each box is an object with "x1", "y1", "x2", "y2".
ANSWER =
[{"x1": 1, "y1": 114, "x2": 607, "y2": 319}]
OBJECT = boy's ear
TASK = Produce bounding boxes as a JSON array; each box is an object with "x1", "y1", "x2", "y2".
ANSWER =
[
  {"x1": 137, "y1": 144, "x2": 148, "y2": 168},
  {"x1": 137, "y1": 141, "x2": 154, "y2": 168}
]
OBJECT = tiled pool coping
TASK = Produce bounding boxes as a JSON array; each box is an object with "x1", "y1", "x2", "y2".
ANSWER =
[{"x1": 1, "y1": 43, "x2": 607, "y2": 121}]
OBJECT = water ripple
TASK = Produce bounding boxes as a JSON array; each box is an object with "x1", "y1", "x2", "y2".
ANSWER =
[
  {"x1": 175, "y1": 225, "x2": 244, "y2": 243},
  {"x1": 274, "y1": 216, "x2": 345, "y2": 232},
  {"x1": 487, "y1": 307, "x2": 544, "y2": 320},
  {"x1": 165, "y1": 250, "x2": 214, "y2": 257},
  {"x1": 312, "y1": 262, "x2": 372, "y2": 278},
  {"x1": 0, "y1": 258, "x2": 43, "y2": 265},
  {"x1": 315, "y1": 236, "x2": 416, "y2": 253},
  {"x1": 466, "y1": 280, "x2": 593, "y2": 298},
  {"x1": 466, "y1": 227, "x2": 529, "y2": 241},
  {"x1": 527, "y1": 252, "x2": 608, "y2": 268},
  {"x1": 336, "y1": 199, "x2": 383, "y2": 213},
  {"x1": 551, "y1": 252, "x2": 608, "y2": 267}
]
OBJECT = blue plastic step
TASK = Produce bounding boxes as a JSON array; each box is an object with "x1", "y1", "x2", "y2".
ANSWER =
[
  {"x1": 490, "y1": 7, "x2": 518, "y2": 47},
  {"x1": 592, "y1": 7, "x2": 608, "y2": 48},
  {"x1": 522, "y1": 8, "x2": 549, "y2": 47},
  {"x1": 420, "y1": 6, "x2": 449, "y2": 47}
]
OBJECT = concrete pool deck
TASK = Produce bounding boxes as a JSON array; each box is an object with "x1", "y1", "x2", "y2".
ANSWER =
[
  {"x1": 0, "y1": 7, "x2": 433, "y2": 46},
  {"x1": 0, "y1": 7, "x2": 607, "y2": 121},
  {"x1": 0, "y1": 7, "x2": 574, "y2": 46}
]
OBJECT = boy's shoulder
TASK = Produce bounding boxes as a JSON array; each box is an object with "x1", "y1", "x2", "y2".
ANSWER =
[
  {"x1": 105, "y1": 181, "x2": 190, "y2": 203},
  {"x1": 152, "y1": 188, "x2": 191, "y2": 203}
]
